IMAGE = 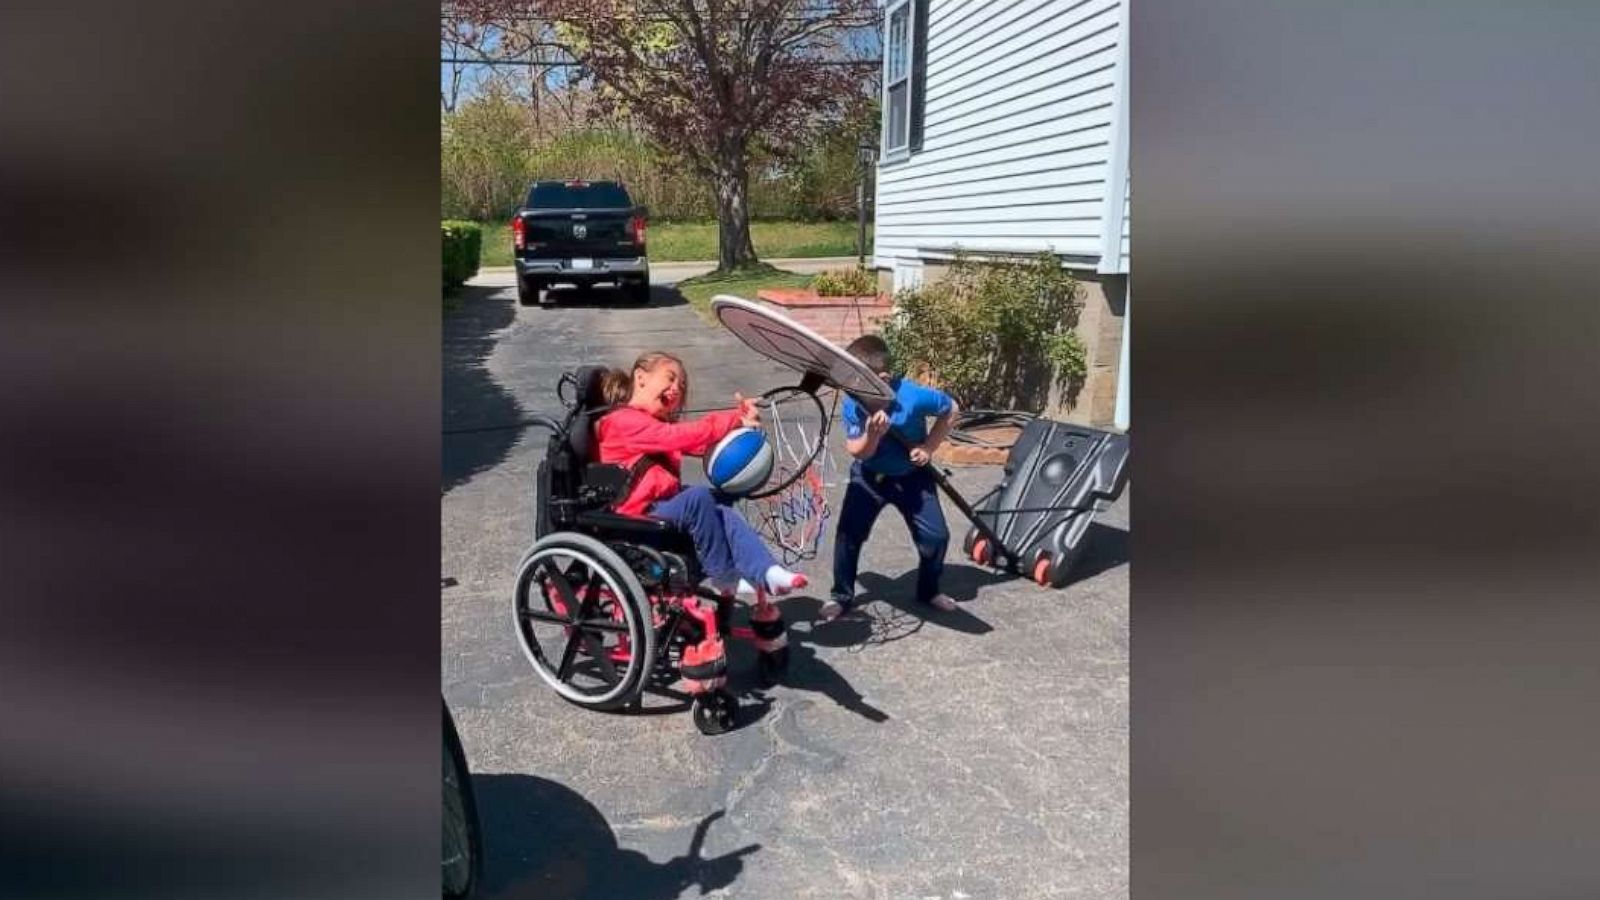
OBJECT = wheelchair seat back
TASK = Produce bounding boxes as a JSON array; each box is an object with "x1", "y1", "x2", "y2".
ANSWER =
[{"x1": 536, "y1": 366, "x2": 626, "y2": 536}]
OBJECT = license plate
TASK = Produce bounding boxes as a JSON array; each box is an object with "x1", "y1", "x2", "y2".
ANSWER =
[{"x1": 569, "y1": 258, "x2": 593, "y2": 270}]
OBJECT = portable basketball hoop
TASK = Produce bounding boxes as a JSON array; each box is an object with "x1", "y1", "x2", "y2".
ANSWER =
[
  {"x1": 740, "y1": 387, "x2": 839, "y2": 565},
  {"x1": 710, "y1": 294, "x2": 1129, "y2": 588}
]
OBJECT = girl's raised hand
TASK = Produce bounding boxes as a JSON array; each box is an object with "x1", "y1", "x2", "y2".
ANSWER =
[{"x1": 734, "y1": 391, "x2": 761, "y2": 427}]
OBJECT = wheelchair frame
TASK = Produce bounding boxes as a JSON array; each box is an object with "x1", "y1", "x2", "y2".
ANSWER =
[{"x1": 510, "y1": 369, "x2": 789, "y2": 735}]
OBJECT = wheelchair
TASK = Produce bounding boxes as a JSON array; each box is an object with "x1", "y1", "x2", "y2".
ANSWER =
[{"x1": 510, "y1": 366, "x2": 791, "y2": 735}]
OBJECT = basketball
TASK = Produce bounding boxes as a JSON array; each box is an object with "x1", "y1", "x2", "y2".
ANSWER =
[{"x1": 706, "y1": 427, "x2": 774, "y2": 497}]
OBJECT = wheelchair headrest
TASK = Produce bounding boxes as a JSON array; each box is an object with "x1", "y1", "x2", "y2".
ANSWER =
[
  {"x1": 573, "y1": 366, "x2": 610, "y2": 410},
  {"x1": 564, "y1": 366, "x2": 614, "y2": 463}
]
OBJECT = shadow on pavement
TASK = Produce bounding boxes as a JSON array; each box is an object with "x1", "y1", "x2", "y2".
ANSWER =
[
  {"x1": 635, "y1": 658, "x2": 776, "y2": 734},
  {"x1": 474, "y1": 775, "x2": 758, "y2": 900},
  {"x1": 845, "y1": 565, "x2": 1005, "y2": 636},
  {"x1": 443, "y1": 284, "x2": 525, "y2": 493},
  {"x1": 533, "y1": 283, "x2": 686, "y2": 309},
  {"x1": 761, "y1": 595, "x2": 891, "y2": 723},
  {"x1": 1070, "y1": 522, "x2": 1130, "y2": 583}
]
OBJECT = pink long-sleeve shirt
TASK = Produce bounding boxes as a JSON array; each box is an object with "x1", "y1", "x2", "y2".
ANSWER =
[{"x1": 594, "y1": 405, "x2": 743, "y2": 517}]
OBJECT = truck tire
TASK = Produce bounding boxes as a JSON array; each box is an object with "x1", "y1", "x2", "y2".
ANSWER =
[{"x1": 517, "y1": 277, "x2": 540, "y2": 306}]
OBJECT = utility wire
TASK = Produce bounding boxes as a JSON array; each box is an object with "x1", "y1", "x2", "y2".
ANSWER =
[{"x1": 441, "y1": 56, "x2": 878, "y2": 66}]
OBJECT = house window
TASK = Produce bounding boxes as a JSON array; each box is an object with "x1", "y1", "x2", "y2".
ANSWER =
[{"x1": 883, "y1": 0, "x2": 912, "y2": 154}]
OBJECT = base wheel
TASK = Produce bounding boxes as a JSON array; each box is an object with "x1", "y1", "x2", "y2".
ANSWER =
[
  {"x1": 1032, "y1": 554, "x2": 1052, "y2": 586},
  {"x1": 691, "y1": 689, "x2": 737, "y2": 735},
  {"x1": 971, "y1": 537, "x2": 992, "y2": 566}
]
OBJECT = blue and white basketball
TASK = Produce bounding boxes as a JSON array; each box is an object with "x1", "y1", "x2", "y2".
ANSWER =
[{"x1": 706, "y1": 427, "x2": 774, "y2": 497}]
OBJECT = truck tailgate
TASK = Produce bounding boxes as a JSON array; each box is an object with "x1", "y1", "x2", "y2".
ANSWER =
[{"x1": 518, "y1": 211, "x2": 637, "y2": 259}]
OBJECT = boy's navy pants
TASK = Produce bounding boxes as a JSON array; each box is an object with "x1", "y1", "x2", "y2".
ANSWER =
[{"x1": 830, "y1": 463, "x2": 950, "y2": 605}]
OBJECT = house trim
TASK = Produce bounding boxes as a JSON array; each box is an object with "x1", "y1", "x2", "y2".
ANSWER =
[
  {"x1": 882, "y1": 0, "x2": 915, "y2": 159},
  {"x1": 882, "y1": 245, "x2": 1102, "y2": 270},
  {"x1": 1095, "y1": 0, "x2": 1130, "y2": 275},
  {"x1": 1114, "y1": 284, "x2": 1130, "y2": 430}
]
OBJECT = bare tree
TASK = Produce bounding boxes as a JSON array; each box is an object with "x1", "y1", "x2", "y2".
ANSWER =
[{"x1": 455, "y1": 0, "x2": 878, "y2": 272}]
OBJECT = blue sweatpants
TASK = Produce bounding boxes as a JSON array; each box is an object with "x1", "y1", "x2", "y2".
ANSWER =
[
  {"x1": 830, "y1": 463, "x2": 950, "y2": 606},
  {"x1": 650, "y1": 485, "x2": 777, "y2": 587}
]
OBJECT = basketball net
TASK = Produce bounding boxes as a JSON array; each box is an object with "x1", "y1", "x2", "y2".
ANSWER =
[{"x1": 742, "y1": 389, "x2": 842, "y2": 566}]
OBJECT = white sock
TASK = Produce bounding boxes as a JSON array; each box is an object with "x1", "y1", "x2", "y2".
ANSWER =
[{"x1": 763, "y1": 566, "x2": 806, "y2": 595}]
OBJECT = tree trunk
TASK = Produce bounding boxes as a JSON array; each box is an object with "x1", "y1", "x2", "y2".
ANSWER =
[{"x1": 713, "y1": 161, "x2": 757, "y2": 273}]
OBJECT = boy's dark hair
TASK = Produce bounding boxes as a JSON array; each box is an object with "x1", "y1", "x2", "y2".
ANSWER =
[{"x1": 845, "y1": 334, "x2": 891, "y2": 374}]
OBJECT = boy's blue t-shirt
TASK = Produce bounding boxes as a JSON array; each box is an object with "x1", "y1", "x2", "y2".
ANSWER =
[{"x1": 842, "y1": 376, "x2": 954, "y2": 477}]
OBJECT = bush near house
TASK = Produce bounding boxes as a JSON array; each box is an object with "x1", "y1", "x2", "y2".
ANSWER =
[
  {"x1": 883, "y1": 252, "x2": 1086, "y2": 411},
  {"x1": 442, "y1": 220, "x2": 483, "y2": 290},
  {"x1": 811, "y1": 266, "x2": 878, "y2": 297}
]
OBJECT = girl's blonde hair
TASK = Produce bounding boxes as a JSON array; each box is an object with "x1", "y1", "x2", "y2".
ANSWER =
[{"x1": 600, "y1": 351, "x2": 688, "y2": 418}]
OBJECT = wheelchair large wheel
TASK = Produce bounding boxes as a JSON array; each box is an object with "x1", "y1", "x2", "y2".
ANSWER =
[{"x1": 512, "y1": 532, "x2": 656, "y2": 711}]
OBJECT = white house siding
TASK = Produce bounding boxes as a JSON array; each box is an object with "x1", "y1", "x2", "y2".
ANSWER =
[{"x1": 874, "y1": 0, "x2": 1130, "y2": 277}]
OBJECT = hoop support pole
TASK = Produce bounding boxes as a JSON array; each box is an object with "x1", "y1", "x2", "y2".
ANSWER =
[{"x1": 885, "y1": 431, "x2": 1019, "y2": 569}]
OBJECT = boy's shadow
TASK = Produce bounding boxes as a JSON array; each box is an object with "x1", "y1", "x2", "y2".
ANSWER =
[
  {"x1": 474, "y1": 774, "x2": 757, "y2": 900},
  {"x1": 729, "y1": 597, "x2": 892, "y2": 724},
  {"x1": 757, "y1": 564, "x2": 1006, "y2": 723},
  {"x1": 802, "y1": 563, "x2": 1006, "y2": 648}
]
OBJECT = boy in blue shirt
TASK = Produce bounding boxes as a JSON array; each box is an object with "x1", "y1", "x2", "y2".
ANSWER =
[{"x1": 820, "y1": 335, "x2": 961, "y2": 622}]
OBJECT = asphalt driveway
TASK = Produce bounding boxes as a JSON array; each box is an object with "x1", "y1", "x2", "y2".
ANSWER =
[{"x1": 442, "y1": 269, "x2": 1130, "y2": 899}]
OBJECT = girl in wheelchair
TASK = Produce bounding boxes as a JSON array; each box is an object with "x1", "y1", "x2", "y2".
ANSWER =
[{"x1": 594, "y1": 350, "x2": 808, "y2": 598}]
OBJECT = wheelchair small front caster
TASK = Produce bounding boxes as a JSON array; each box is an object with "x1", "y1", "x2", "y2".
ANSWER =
[
  {"x1": 691, "y1": 689, "x2": 737, "y2": 735},
  {"x1": 757, "y1": 647, "x2": 790, "y2": 687}
]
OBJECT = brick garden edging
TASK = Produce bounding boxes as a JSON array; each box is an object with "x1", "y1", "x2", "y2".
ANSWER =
[
  {"x1": 753, "y1": 288, "x2": 894, "y2": 350},
  {"x1": 933, "y1": 424, "x2": 1021, "y2": 467}
]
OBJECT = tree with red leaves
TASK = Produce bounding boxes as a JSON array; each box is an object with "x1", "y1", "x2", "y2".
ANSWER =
[{"x1": 453, "y1": 0, "x2": 878, "y2": 272}]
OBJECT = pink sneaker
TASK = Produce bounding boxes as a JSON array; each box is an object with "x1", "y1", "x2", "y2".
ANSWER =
[{"x1": 923, "y1": 594, "x2": 958, "y2": 612}]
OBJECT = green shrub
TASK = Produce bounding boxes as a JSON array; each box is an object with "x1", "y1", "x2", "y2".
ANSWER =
[
  {"x1": 442, "y1": 220, "x2": 483, "y2": 290},
  {"x1": 811, "y1": 267, "x2": 878, "y2": 297},
  {"x1": 882, "y1": 252, "x2": 1087, "y2": 411}
]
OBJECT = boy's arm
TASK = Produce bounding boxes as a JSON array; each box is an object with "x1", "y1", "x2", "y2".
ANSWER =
[
  {"x1": 910, "y1": 395, "x2": 959, "y2": 465},
  {"x1": 923, "y1": 399, "x2": 959, "y2": 453},
  {"x1": 844, "y1": 430, "x2": 877, "y2": 459},
  {"x1": 845, "y1": 409, "x2": 889, "y2": 459}
]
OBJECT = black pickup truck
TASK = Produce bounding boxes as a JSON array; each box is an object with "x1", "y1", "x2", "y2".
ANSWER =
[{"x1": 511, "y1": 180, "x2": 649, "y2": 306}]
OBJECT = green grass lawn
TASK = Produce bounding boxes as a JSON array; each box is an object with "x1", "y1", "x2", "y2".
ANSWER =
[
  {"x1": 673, "y1": 264, "x2": 815, "y2": 318},
  {"x1": 475, "y1": 219, "x2": 870, "y2": 268}
]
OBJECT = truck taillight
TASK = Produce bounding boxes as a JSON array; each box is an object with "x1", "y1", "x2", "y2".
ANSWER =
[
  {"x1": 511, "y1": 216, "x2": 525, "y2": 250},
  {"x1": 629, "y1": 215, "x2": 646, "y2": 245}
]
